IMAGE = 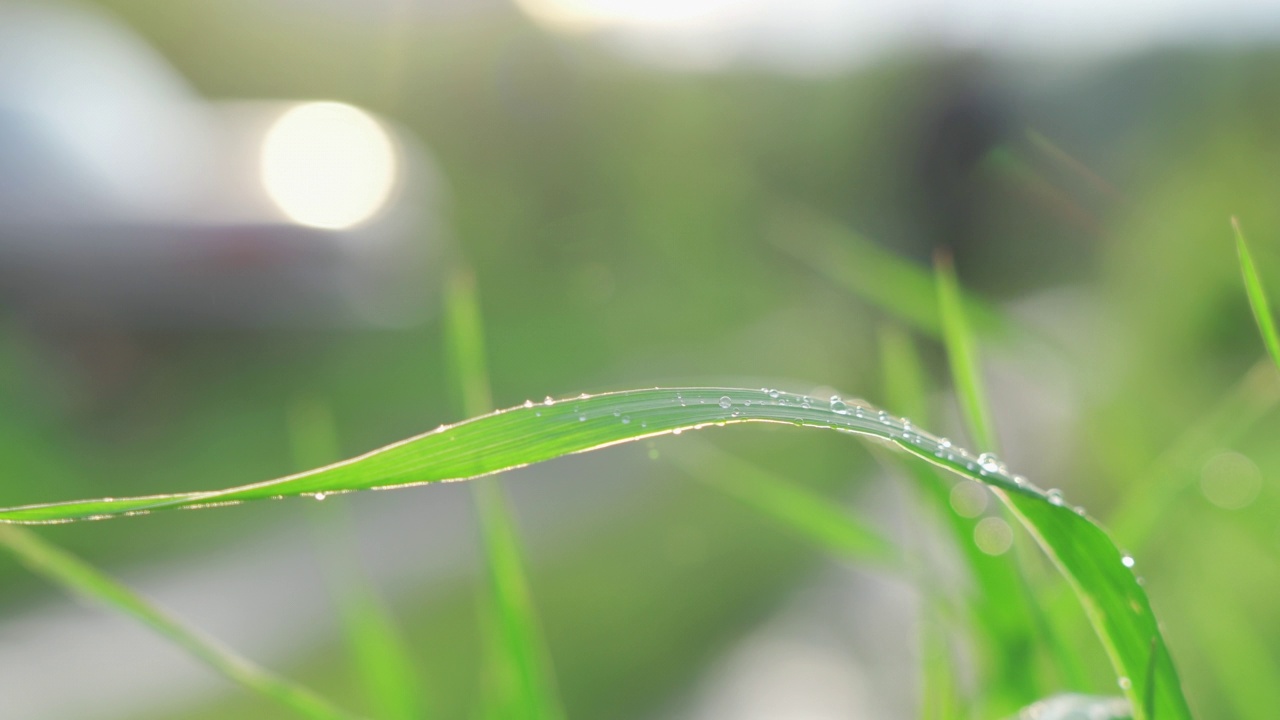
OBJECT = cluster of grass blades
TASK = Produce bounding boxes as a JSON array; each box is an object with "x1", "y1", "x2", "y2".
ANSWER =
[{"x1": 8, "y1": 215, "x2": 1277, "y2": 719}]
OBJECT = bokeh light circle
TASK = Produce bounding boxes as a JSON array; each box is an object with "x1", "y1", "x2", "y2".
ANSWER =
[{"x1": 260, "y1": 102, "x2": 397, "y2": 230}]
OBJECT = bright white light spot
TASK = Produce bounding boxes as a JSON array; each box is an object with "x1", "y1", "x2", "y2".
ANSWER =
[
  {"x1": 260, "y1": 102, "x2": 397, "y2": 230},
  {"x1": 512, "y1": 0, "x2": 738, "y2": 32},
  {"x1": 1200, "y1": 451, "x2": 1262, "y2": 510},
  {"x1": 974, "y1": 516, "x2": 1013, "y2": 556}
]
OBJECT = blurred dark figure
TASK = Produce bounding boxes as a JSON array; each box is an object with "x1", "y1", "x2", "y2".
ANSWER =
[{"x1": 907, "y1": 63, "x2": 1013, "y2": 267}]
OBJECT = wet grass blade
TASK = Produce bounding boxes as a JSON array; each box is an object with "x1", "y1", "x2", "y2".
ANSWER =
[
  {"x1": 444, "y1": 269, "x2": 564, "y2": 720},
  {"x1": 0, "y1": 386, "x2": 1192, "y2": 720},
  {"x1": 1234, "y1": 217, "x2": 1280, "y2": 371},
  {"x1": 290, "y1": 399, "x2": 427, "y2": 720},
  {"x1": 664, "y1": 439, "x2": 897, "y2": 565},
  {"x1": 0, "y1": 525, "x2": 362, "y2": 720}
]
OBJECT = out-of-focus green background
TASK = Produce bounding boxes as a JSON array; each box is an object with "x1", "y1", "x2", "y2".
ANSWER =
[{"x1": 3, "y1": 1, "x2": 1280, "y2": 718}]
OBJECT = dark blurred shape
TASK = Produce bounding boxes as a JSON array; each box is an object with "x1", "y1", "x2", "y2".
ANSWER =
[
  {"x1": 0, "y1": 0, "x2": 442, "y2": 331},
  {"x1": 907, "y1": 61, "x2": 1012, "y2": 266}
]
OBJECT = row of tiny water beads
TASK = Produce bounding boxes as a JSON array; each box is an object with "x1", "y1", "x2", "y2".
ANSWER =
[{"x1": 539, "y1": 387, "x2": 1137, "y2": 570}]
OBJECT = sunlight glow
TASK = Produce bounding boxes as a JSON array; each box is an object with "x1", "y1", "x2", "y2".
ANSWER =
[
  {"x1": 260, "y1": 102, "x2": 397, "y2": 230},
  {"x1": 512, "y1": 0, "x2": 738, "y2": 32}
]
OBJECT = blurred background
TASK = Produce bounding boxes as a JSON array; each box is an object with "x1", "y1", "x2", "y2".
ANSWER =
[{"x1": 2, "y1": 0, "x2": 1280, "y2": 718}]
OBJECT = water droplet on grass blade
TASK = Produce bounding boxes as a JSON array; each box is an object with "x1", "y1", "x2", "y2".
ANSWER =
[
  {"x1": 829, "y1": 396, "x2": 849, "y2": 414},
  {"x1": 719, "y1": 396, "x2": 732, "y2": 409},
  {"x1": 977, "y1": 452, "x2": 1002, "y2": 474},
  {"x1": 1046, "y1": 489, "x2": 1065, "y2": 506},
  {"x1": 1121, "y1": 554, "x2": 1135, "y2": 568}
]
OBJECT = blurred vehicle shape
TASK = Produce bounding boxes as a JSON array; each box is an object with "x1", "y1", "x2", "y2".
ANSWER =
[{"x1": 0, "y1": 0, "x2": 443, "y2": 329}]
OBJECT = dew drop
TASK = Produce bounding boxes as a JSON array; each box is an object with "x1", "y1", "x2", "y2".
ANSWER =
[
  {"x1": 621, "y1": 416, "x2": 631, "y2": 424},
  {"x1": 830, "y1": 396, "x2": 849, "y2": 414},
  {"x1": 768, "y1": 389, "x2": 780, "y2": 399},
  {"x1": 878, "y1": 410, "x2": 891, "y2": 425},
  {"x1": 578, "y1": 415, "x2": 587, "y2": 422},
  {"x1": 544, "y1": 396, "x2": 556, "y2": 406},
  {"x1": 673, "y1": 428, "x2": 683, "y2": 435},
  {"x1": 523, "y1": 399, "x2": 534, "y2": 408},
  {"x1": 1046, "y1": 488, "x2": 1065, "y2": 506},
  {"x1": 1118, "y1": 677, "x2": 1132, "y2": 691},
  {"x1": 718, "y1": 396, "x2": 732, "y2": 409},
  {"x1": 977, "y1": 452, "x2": 1001, "y2": 474},
  {"x1": 314, "y1": 493, "x2": 327, "y2": 501},
  {"x1": 1121, "y1": 554, "x2": 1135, "y2": 569}
]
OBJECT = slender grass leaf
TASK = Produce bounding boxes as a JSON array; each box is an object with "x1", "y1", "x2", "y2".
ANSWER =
[
  {"x1": 289, "y1": 399, "x2": 427, "y2": 720},
  {"x1": 1233, "y1": 217, "x2": 1280, "y2": 372},
  {"x1": 0, "y1": 525, "x2": 361, "y2": 720},
  {"x1": 934, "y1": 250, "x2": 998, "y2": 452},
  {"x1": 444, "y1": 268, "x2": 564, "y2": 720},
  {"x1": 877, "y1": 324, "x2": 1043, "y2": 715},
  {"x1": 0, "y1": 386, "x2": 1192, "y2": 719},
  {"x1": 664, "y1": 439, "x2": 897, "y2": 565},
  {"x1": 932, "y1": 255, "x2": 1182, "y2": 718}
]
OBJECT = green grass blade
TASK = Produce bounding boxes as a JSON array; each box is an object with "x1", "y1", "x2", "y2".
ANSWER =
[
  {"x1": 290, "y1": 399, "x2": 427, "y2": 720},
  {"x1": 664, "y1": 439, "x2": 897, "y2": 565},
  {"x1": 1233, "y1": 217, "x2": 1280, "y2": 371},
  {"x1": 934, "y1": 250, "x2": 998, "y2": 452},
  {"x1": 0, "y1": 525, "x2": 362, "y2": 720},
  {"x1": 932, "y1": 255, "x2": 1180, "y2": 718},
  {"x1": 444, "y1": 269, "x2": 564, "y2": 720},
  {"x1": 0, "y1": 386, "x2": 1192, "y2": 719}
]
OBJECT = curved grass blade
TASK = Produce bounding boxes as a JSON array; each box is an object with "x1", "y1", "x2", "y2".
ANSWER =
[
  {"x1": 290, "y1": 399, "x2": 428, "y2": 720},
  {"x1": 0, "y1": 386, "x2": 1192, "y2": 720},
  {"x1": 445, "y1": 268, "x2": 564, "y2": 720},
  {"x1": 1234, "y1": 217, "x2": 1280, "y2": 371},
  {"x1": 0, "y1": 525, "x2": 363, "y2": 720}
]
